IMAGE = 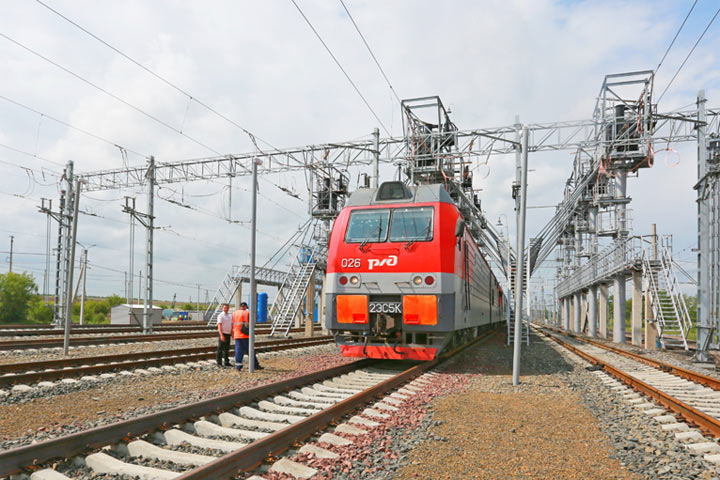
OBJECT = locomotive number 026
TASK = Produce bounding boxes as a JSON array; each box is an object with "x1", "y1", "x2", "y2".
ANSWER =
[{"x1": 340, "y1": 258, "x2": 361, "y2": 268}]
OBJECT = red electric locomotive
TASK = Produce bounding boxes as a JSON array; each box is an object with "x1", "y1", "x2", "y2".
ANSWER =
[{"x1": 325, "y1": 181, "x2": 504, "y2": 360}]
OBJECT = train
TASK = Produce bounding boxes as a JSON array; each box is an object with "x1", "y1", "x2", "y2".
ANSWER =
[{"x1": 325, "y1": 181, "x2": 505, "y2": 360}]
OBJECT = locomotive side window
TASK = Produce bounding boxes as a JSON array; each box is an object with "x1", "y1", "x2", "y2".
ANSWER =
[
  {"x1": 345, "y1": 209, "x2": 390, "y2": 243},
  {"x1": 388, "y1": 207, "x2": 434, "y2": 242}
]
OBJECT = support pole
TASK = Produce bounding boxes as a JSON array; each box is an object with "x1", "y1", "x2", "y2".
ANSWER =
[
  {"x1": 695, "y1": 89, "x2": 711, "y2": 361},
  {"x1": 305, "y1": 270, "x2": 316, "y2": 337},
  {"x1": 144, "y1": 156, "x2": 155, "y2": 334},
  {"x1": 512, "y1": 126, "x2": 528, "y2": 386},
  {"x1": 63, "y1": 179, "x2": 80, "y2": 355},
  {"x1": 613, "y1": 275, "x2": 626, "y2": 344},
  {"x1": 588, "y1": 285, "x2": 598, "y2": 337},
  {"x1": 563, "y1": 297, "x2": 570, "y2": 330},
  {"x1": 79, "y1": 249, "x2": 87, "y2": 325},
  {"x1": 249, "y1": 158, "x2": 259, "y2": 373},
  {"x1": 644, "y1": 284, "x2": 657, "y2": 350},
  {"x1": 372, "y1": 127, "x2": 380, "y2": 188},
  {"x1": 573, "y1": 291, "x2": 581, "y2": 333},
  {"x1": 599, "y1": 284, "x2": 609, "y2": 338},
  {"x1": 631, "y1": 269, "x2": 643, "y2": 346},
  {"x1": 8, "y1": 236, "x2": 13, "y2": 273},
  {"x1": 320, "y1": 274, "x2": 328, "y2": 335}
]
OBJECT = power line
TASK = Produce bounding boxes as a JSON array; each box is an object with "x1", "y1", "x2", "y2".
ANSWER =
[
  {"x1": 0, "y1": 94, "x2": 149, "y2": 160},
  {"x1": 655, "y1": 0, "x2": 698, "y2": 75},
  {"x1": 657, "y1": 5, "x2": 720, "y2": 104},
  {"x1": 339, "y1": 0, "x2": 401, "y2": 104},
  {"x1": 289, "y1": 0, "x2": 391, "y2": 136},
  {"x1": 0, "y1": 140, "x2": 64, "y2": 168},
  {"x1": 32, "y1": 0, "x2": 314, "y2": 190},
  {"x1": 0, "y1": 31, "x2": 221, "y2": 155}
]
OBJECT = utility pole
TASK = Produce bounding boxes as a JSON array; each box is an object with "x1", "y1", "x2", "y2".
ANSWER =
[
  {"x1": 695, "y1": 89, "x2": 713, "y2": 361},
  {"x1": 249, "y1": 157, "x2": 260, "y2": 373},
  {"x1": 77, "y1": 244, "x2": 95, "y2": 325},
  {"x1": 122, "y1": 156, "x2": 155, "y2": 333},
  {"x1": 8, "y1": 236, "x2": 13, "y2": 273},
  {"x1": 63, "y1": 178, "x2": 81, "y2": 355},
  {"x1": 512, "y1": 126, "x2": 529, "y2": 386}
]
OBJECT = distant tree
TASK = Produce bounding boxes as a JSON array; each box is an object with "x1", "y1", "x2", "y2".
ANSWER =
[
  {"x1": 182, "y1": 302, "x2": 194, "y2": 311},
  {"x1": 106, "y1": 294, "x2": 125, "y2": 308},
  {"x1": 27, "y1": 300, "x2": 53, "y2": 324},
  {"x1": 0, "y1": 272, "x2": 38, "y2": 323}
]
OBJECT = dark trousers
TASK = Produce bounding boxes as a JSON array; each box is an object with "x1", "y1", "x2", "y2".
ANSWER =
[
  {"x1": 216, "y1": 333, "x2": 231, "y2": 365},
  {"x1": 234, "y1": 338, "x2": 260, "y2": 368}
]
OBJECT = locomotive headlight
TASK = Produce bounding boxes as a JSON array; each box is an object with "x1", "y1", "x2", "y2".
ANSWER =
[
  {"x1": 350, "y1": 276, "x2": 360, "y2": 285},
  {"x1": 412, "y1": 275, "x2": 423, "y2": 285}
]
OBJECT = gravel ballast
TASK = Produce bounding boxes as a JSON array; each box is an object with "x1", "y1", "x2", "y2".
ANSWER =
[{"x1": 257, "y1": 331, "x2": 718, "y2": 479}]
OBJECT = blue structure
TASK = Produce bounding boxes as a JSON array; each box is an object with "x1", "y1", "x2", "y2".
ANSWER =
[{"x1": 257, "y1": 292, "x2": 268, "y2": 323}]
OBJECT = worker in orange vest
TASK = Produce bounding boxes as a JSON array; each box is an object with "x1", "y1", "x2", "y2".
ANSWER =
[{"x1": 231, "y1": 302, "x2": 263, "y2": 371}]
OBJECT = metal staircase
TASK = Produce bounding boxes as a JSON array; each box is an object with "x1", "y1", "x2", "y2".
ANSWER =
[
  {"x1": 205, "y1": 265, "x2": 241, "y2": 326},
  {"x1": 269, "y1": 244, "x2": 323, "y2": 337},
  {"x1": 642, "y1": 238, "x2": 692, "y2": 350}
]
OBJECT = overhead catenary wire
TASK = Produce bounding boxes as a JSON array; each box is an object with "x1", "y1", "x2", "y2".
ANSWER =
[
  {"x1": 32, "y1": 0, "x2": 316, "y2": 196},
  {"x1": 655, "y1": 0, "x2": 698, "y2": 75},
  {"x1": 338, "y1": 0, "x2": 401, "y2": 104},
  {"x1": 656, "y1": 5, "x2": 720, "y2": 104},
  {"x1": 0, "y1": 94, "x2": 149, "y2": 161},
  {"x1": 289, "y1": 0, "x2": 391, "y2": 136},
  {"x1": 0, "y1": 31, "x2": 222, "y2": 156}
]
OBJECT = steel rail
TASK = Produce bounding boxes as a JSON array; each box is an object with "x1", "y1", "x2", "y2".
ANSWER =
[
  {"x1": 540, "y1": 326, "x2": 720, "y2": 391},
  {"x1": 0, "y1": 327, "x2": 319, "y2": 351},
  {"x1": 0, "y1": 321, "x2": 208, "y2": 329},
  {"x1": 0, "y1": 336, "x2": 332, "y2": 374},
  {"x1": 175, "y1": 329, "x2": 500, "y2": 479},
  {"x1": 0, "y1": 326, "x2": 212, "y2": 337},
  {"x1": 0, "y1": 337, "x2": 333, "y2": 387},
  {"x1": 542, "y1": 330, "x2": 720, "y2": 439},
  {"x1": 0, "y1": 359, "x2": 373, "y2": 477}
]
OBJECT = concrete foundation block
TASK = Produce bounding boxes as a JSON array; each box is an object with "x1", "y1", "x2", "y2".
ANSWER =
[
  {"x1": 675, "y1": 431, "x2": 705, "y2": 442},
  {"x1": 335, "y1": 423, "x2": 366, "y2": 435},
  {"x1": 162, "y1": 428, "x2": 246, "y2": 453},
  {"x1": 299, "y1": 444, "x2": 339, "y2": 459},
  {"x1": 362, "y1": 408, "x2": 389, "y2": 419},
  {"x1": 318, "y1": 432, "x2": 353, "y2": 446},
  {"x1": 237, "y1": 406, "x2": 304, "y2": 424},
  {"x1": 643, "y1": 408, "x2": 666, "y2": 416},
  {"x1": 85, "y1": 452, "x2": 177, "y2": 480},
  {"x1": 661, "y1": 423, "x2": 690, "y2": 432},
  {"x1": 219, "y1": 411, "x2": 285, "y2": 431},
  {"x1": 269, "y1": 458, "x2": 317, "y2": 479},
  {"x1": 348, "y1": 415, "x2": 380, "y2": 427},
  {"x1": 126, "y1": 439, "x2": 215, "y2": 466},
  {"x1": 11, "y1": 384, "x2": 34, "y2": 393},
  {"x1": 686, "y1": 442, "x2": 720, "y2": 454},
  {"x1": 29, "y1": 468, "x2": 73, "y2": 479},
  {"x1": 194, "y1": 420, "x2": 267, "y2": 441},
  {"x1": 258, "y1": 400, "x2": 316, "y2": 416}
]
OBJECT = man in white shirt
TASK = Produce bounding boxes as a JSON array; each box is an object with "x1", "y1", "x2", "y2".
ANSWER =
[{"x1": 216, "y1": 303, "x2": 233, "y2": 367}]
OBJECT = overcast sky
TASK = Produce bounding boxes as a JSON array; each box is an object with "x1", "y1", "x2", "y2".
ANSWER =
[{"x1": 1, "y1": 0, "x2": 718, "y2": 304}]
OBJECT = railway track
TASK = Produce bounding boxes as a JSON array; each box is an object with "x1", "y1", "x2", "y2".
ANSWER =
[
  {"x1": 0, "y1": 326, "x2": 212, "y2": 337},
  {"x1": 0, "y1": 336, "x2": 334, "y2": 388},
  {"x1": 0, "y1": 327, "x2": 321, "y2": 351},
  {"x1": 537, "y1": 326, "x2": 720, "y2": 465},
  {"x1": 0, "y1": 329, "x2": 496, "y2": 479}
]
